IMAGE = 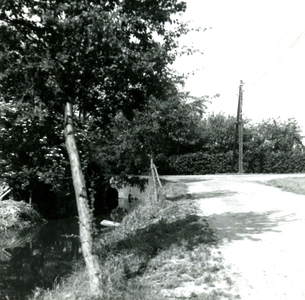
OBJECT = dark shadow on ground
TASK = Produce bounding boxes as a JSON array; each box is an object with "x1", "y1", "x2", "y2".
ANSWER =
[
  {"x1": 166, "y1": 190, "x2": 237, "y2": 201},
  {"x1": 208, "y1": 211, "x2": 296, "y2": 242},
  {"x1": 106, "y1": 214, "x2": 217, "y2": 279}
]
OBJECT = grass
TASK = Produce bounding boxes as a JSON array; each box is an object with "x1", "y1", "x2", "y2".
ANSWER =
[
  {"x1": 0, "y1": 199, "x2": 46, "y2": 232},
  {"x1": 30, "y1": 180, "x2": 239, "y2": 300},
  {"x1": 265, "y1": 176, "x2": 305, "y2": 195}
]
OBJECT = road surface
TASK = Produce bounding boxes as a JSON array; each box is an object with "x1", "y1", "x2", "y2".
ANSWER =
[{"x1": 163, "y1": 174, "x2": 305, "y2": 300}]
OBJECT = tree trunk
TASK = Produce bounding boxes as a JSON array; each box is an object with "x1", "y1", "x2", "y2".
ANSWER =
[{"x1": 64, "y1": 101, "x2": 102, "y2": 295}]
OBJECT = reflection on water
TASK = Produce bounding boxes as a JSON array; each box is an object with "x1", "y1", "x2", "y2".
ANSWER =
[{"x1": 0, "y1": 217, "x2": 83, "y2": 300}]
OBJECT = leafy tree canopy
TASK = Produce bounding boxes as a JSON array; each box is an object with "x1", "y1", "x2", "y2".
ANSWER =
[
  {"x1": 247, "y1": 118, "x2": 304, "y2": 153},
  {"x1": 0, "y1": 0, "x2": 196, "y2": 202},
  {"x1": 0, "y1": 0, "x2": 188, "y2": 119},
  {"x1": 93, "y1": 92, "x2": 208, "y2": 175}
]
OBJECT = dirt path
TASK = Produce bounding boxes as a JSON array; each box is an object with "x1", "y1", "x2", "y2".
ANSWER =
[{"x1": 164, "y1": 174, "x2": 305, "y2": 300}]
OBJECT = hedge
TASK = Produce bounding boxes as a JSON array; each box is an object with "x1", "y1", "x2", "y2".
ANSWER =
[
  {"x1": 159, "y1": 150, "x2": 305, "y2": 175},
  {"x1": 245, "y1": 151, "x2": 305, "y2": 174},
  {"x1": 160, "y1": 152, "x2": 233, "y2": 175}
]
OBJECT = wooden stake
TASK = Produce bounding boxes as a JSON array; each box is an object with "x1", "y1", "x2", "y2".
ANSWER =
[
  {"x1": 153, "y1": 164, "x2": 162, "y2": 188},
  {"x1": 150, "y1": 156, "x2": 158, "y2": 202},
  {"x1": 0, "y1": 187, "x2": 11, "y2": 201}
]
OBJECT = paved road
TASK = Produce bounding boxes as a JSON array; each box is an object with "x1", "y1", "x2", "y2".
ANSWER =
[{"x1": 162, "y1": 174, "x2": 305, "y2": 300}]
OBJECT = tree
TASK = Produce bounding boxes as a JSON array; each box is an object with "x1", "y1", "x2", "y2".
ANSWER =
[
  {"x1": 200, "y1": 113, "x2": 236, "y2": 153},
  {"x1": 198, "y1": 112, "x2": 252, "y2": 154},
  {"x1": 0, "y1": 0, "x2": 190, "y2": 294},
  {"x1": 244, "y1": 118, "x2": 305, "y2": 173},
  {"x1": 98, "y1": 92, "x2": 207, "y2": 176},
  {"x1": 248, "y1": 118, "x2": 304, "y2": 152},
  {"x1": 0, "y1": 99, "x2": 69, "y2": 204}
]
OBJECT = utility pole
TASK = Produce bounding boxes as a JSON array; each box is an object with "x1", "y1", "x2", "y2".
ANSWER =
[
  {"x1": 232, "y1": 80, "x2": 244, "y2": 173},
  {"x1": 238, "y1": 81, "x2": 244, "y2": 173}
]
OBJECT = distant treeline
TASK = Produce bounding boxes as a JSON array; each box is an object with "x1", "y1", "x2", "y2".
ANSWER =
[{"x1": 157, "y1": 115, "x2": 305, "y2": 175}]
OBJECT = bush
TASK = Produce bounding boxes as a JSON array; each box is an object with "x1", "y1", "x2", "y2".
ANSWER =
[
  {"x1": 245, "y1": 150, "x2": 305, "y2": 174},
  {"x1": 162, "y1": 152, "x2": 233, "y2": 175},
  {"x1": 160, "y1": 150, "x2": 305, "y2": 175}
]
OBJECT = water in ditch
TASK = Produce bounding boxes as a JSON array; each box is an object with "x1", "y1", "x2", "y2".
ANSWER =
[{"x1": 0, "y1": 216, "x2": 103, "y2": 300}]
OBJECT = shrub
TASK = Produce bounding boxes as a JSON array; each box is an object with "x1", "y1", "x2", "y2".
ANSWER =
[
  {"x1": 162, "y1": 152, "x2": 233, "y2": 175},
  {"x1": 160, "y1": 150, "x2": 305, "y2": 175}
]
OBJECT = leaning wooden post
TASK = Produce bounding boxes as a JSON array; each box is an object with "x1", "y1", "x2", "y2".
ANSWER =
[
  {"x1": 0, "y1": 187, "x2": 11, "y2": 201},
  {"x1": 150, "y1": 156, "x2": 158, "y2": 202},
  {"x1": 64, "y1": 101, "x2": 102, "y2": 295},
  {"x1": 153, "y1": 163, "x2": 162, "y2": 188}
]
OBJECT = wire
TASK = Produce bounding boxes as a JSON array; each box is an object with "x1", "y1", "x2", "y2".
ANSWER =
[
  {"x1": 275, "y1": 18, "x2": 300, "y2": 48},
  {"x1": 246, "y1": 26, "x2": 305, "y2": 90},
  {"x1": 274, "y1": 28, "x2": 305, "y2": 64}
]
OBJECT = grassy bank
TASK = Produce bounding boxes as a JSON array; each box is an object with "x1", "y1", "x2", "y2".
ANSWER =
[
  {"x1": 0, "y1": 200, "x2": 45, "y2": 232},
  {"x1": 31, "y1": 181, "x2": 237, "y2": 300},
  {"x1": 265, "y1": 176, "x2": 305, "y2": 195}
]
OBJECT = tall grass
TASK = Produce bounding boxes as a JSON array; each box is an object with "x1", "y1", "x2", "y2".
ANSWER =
[{"x1": 0, "y1": 200, "x2": 45, "y2": 232}]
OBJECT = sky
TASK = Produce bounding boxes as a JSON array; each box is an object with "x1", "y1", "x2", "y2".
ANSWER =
[{"x1": 173, "y1": 0, "x2": 305, "y2": 134}]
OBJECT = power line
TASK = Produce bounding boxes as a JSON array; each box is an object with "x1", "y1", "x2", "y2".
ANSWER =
[
  {"x1": 274, "y1": 28, "x2": 305, "y2": 64},
  {"x1": 246, "y1": 26, "x2": 305, "y2": 90},
  {"x1": 275, "y1": 18, "x2": 300, "y2": 47}
]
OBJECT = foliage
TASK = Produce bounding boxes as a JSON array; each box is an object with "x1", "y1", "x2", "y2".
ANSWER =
[
  {"x1": 244, "y1": 118, "x2": 305, "y2": 173},
  {"x1": 0, "y1": 100, "x2": 71, "y2": 204},
  {"x1": 0, "y1": 0, "x2": 194, "y2": 215},
  {"x1": 161, "y1": 116, "x2": 305, "y2": 175},
  {"x1": 163, "y1": 151, "x2": 233, "y2": 175},
  {"x1": 244, "y1": 149, "x2": 305, "y2": 174},
  {"x1": 248, "y1": 118, "x2": 304, "y2": 152},
  {"x1": 96, "y1": 93, "x2": 208, "y2": 176},
  {"x1": 199, "y1": 112, "x2": 254, "y2": 154},
  {"x1": 199, "y1": 113, "x2": 236, "y2": 153}
]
